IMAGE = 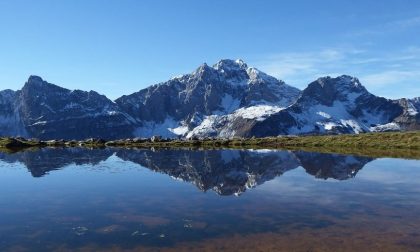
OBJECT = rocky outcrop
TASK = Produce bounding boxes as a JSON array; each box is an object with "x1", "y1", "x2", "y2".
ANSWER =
[{"x1": 393, "y1": 97, "x2": 420, "y2": 130}]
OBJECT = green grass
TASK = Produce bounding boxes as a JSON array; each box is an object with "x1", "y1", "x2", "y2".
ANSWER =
[
  {"x1": 105, "y1": 131, "x2": 420, "y2": 149},
  {"x1": 102, "y1": 131, "x2": 420, "y2": 159},
  {"x1": 0, "y1": 138, "x2": 42, "y2": 148},
  {"x1": 1, "y1": 131, "x2": 419, "y2": 159}
]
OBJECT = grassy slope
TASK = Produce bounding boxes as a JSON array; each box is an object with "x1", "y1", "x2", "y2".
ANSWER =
[
  {"x1": 106, "y1": 131, "x2": 420, "y2": 159},
  {"x1": 1, "y1": 131, "x2": 419, "y2": 159}
]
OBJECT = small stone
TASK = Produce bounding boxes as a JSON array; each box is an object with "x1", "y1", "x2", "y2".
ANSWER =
[
  {"x1": 131, "y1": 231, "x2": 140, "y2": 236},
  {"x1": 73, "y1": 226, "x2": 88, "y2": 236}
]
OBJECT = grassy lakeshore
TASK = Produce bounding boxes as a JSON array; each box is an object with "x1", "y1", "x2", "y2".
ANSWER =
[{"x1": 1, "y1": 131, "x2": 419, "y2": 158}]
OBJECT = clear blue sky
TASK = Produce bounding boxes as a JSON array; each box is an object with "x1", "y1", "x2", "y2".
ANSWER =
[{"x1": 0, "y1": 0, "x2": 419, "y2": 99}]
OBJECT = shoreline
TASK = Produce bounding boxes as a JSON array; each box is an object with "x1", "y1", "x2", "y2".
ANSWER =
[{"x1": 1, "y1": 131, "x2": 419, "y2": 159}]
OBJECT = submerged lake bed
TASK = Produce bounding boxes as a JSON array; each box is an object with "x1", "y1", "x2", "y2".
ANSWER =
[{"x1": 0, "y1": 148, "x2": 420, "y2": 251}]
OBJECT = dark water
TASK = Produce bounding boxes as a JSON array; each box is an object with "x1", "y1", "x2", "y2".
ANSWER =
[{"x1": 0, "y1": 148, "x2": 420, "y2": 252}]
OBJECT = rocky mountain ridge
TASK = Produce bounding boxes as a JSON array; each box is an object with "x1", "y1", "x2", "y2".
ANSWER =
[{"x1": 0, "y1": 59, "x2": 418, "y2": 140}]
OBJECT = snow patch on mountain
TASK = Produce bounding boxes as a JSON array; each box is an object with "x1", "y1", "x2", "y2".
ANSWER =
[
  {"x1": 218, "y1": 94, "x2": 241, "y2": 114},
  {"x1": 169, "y1": 125, "x2": 189, "y2": 136},
  {"x1": 186, "y1": 105, "x2": 285, "y2": 139},
  {"x1": 289, "y1": 100, "x2": 368, "y2": 134},
  {"x1": 186, "y1": 115, "x2": 219, "y2": 138},
  {"x1": 407, "y1": 99, "x2": 419, "y2": 116},
  {"x1": 134, "y1": 117, "x2": 183, "y2": 138},
  {"x1": 370, "y1": 122, "x2": 401, "y2": 132},
  {"x1": 233, "y1": 105, "x2": 284, "y2": 121}
]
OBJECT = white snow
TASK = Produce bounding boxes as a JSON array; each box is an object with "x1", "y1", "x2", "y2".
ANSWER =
[
  {"x1": 186, "y1": 115, "x2": 219, "y2": 138},
  {"x1": 107, "y1": 111, "x2": 118, "y2": 116},
  {"x1": 186, "y1": 105, "x2": 285, "y2": 139},
  {"x1": 169, "y1": 125, "x2": 189, "y2": 135},
  {"x1": 30, "y1": 121, "x2": 47, "y2": 126},
  {"x1": 317, "y1": 121, "x2": 338, "y2": 130},
  {"x1": 288, "y1": 99, "x2": 376, "y2": 134},
  {"x1": 170, "y1": 74, "x2": 186, "y2": 81},
  {"x1": 407, "y1": 100, "x2": 418, "y2": 116},
  {"x1": 134, "y1": 117, "x2": 186, "y2": 138},
  {"x1": 219, "y1": 94, "x2": 240, "y2": 114},
  {"x1": 249, "y1": 149, "x2": 277, "y2": 153},
  {"x1": 233, "y1": 105, "x2": 283, "y2": 121},
  {"x1": 370, "y1": 122, "x2": 401, "y2": 132},
  {"x1": 340, "y1": 119, "x2": 363, "y2": 134},
  {"x1": 316, "y1": 111, "x2": 332, "y2": 119}
]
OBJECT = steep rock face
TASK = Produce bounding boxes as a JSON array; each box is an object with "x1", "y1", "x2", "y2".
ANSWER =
[
  {"x1": 0, "y1": 89, "x2": 27, "y2": 137},
  {"x1": 8, "y1": 76, "x2": 136, "y2": 140},
  {"x1": 115, "y1": 59, "x2": 301, "y2": 138},
  {"x1": 393, "y1": 97, "x2": 420, "y2": 130},
  {"x1": 236, "y1": 75, "x2": 404, "y2": 136}
]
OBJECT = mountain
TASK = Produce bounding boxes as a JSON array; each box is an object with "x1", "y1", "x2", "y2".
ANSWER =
[
  {"x1": 0, "y1": 60, "x2": 418, "y2": 139},
  {"x1": 184, "y1": 75, "x2": 409, "y2": 137},
  {"x1": 0, "y1": 76, "x2": 135, "y2": 140},
  {"x1": 115, "y1": 59, "x2": 301, "y2": 138}
]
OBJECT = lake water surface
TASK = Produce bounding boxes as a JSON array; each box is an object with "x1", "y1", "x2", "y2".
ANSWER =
[{"x1": 0, "y1": 148, "x2": 420, "y2": 251}]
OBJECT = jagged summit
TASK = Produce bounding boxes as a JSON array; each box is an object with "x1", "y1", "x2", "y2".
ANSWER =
[
  {"x1": 23, "y1": 75, "x2": 65, "y2": 92},
  {"x1": 212, "y1": 59, "x2": 248, "y2": 71},
  {"x1": 25, "y1": 75, "x2": 50, "y2": 87},
  {"x1": 28, "y1": 75, "x2": 44, "y2": 83},
  {"x1": 299, "y1": 75, "x2": 368, "y2": 107},
  {"x1": 313, "y1": 75, "x2": 363, "y2": 89}
]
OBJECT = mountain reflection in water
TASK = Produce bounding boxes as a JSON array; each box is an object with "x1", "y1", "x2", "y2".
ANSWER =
[{"x1": 0, "y1": 148, "x2": 372, "y2": 195}]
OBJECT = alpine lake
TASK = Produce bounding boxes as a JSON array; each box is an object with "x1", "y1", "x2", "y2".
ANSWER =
[{"x1": 1, "y1": 147, "x2": 420, "y2": 252}]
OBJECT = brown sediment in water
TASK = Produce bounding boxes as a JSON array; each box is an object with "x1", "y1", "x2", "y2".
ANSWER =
[
  {"x1": 47, "y1": 227, "x2": 420, "y2": 252},
  {"x1": 44, "y1": 204, "x2": 420, "y2": 252},
  {"x1": 146, "y1": 229, "x2": 419, "y2": 252},
  {"x1": 106, "y1": 213, "x2": 172, "y2": 227}
]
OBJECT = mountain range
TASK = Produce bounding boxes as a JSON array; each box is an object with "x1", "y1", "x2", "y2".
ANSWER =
[{"x1": 0, "y1": 59, "x2": 419, "y2": 140}]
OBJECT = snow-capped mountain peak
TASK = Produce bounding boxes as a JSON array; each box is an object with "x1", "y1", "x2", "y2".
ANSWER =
[{"x1": 212, "y1": 59, "x2": 248, "y2": 72}]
